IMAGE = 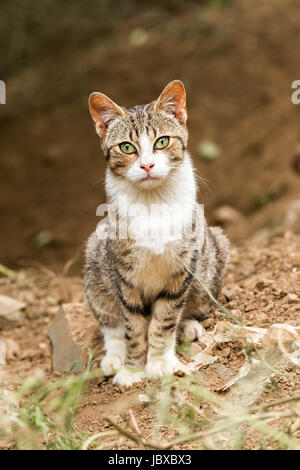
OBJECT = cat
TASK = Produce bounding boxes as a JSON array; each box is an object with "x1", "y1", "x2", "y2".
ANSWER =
[{"x1": 84, "y1": 80, "x2": 230, "y2": 386}]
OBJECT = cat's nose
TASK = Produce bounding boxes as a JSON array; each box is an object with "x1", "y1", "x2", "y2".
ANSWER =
[{"x1": 140, "y1": 162, "x2": 155, "y2": 174}]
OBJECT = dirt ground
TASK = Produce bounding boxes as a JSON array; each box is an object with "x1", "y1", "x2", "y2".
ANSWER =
[
  {"x1": 1, "y1": 0, "x2": 300, "y2": 272},
  {"x1": 0, "y1": 228, "x2": 299, "y2": 449},
  {"x1": 1, "y1": 0, "x2": 300, "y2": 450}
]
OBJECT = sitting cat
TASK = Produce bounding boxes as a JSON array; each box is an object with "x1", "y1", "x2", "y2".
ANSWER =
[{"x1": 85, "y1": 80, "x2": 230, "y2": 386}]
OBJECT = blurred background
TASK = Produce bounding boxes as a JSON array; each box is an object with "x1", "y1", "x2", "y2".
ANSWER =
[{"x1": 1, "y1": 0, "x2": 300, "y2": 274}]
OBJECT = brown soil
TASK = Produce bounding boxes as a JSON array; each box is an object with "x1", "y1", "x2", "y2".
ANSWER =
[
  {"x1": 1, "y1": 229, "x2": 299, "y2": 449},
  {"x1": 1, "y1": 0, "x2": 300, "y2": 450},
  {"x1": 1, "y1": 0, "x2": 300, "y2": 272}
]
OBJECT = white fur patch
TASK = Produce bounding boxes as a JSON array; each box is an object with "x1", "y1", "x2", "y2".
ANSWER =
[
  {"x1": 106, "y1": 151, "x2": 197, "y2": 255},
  {"x1": 146, "y1": 343, "x2": 181, "y2": 379},
  {"x1": 104, "y1": 153, "x2": 199, "y2": 300},
  {"x1": 101, "y1": 326, "x2": 126, "y2": 376},
  {"x1": 113, "y1": 366, "x2": 145, "y2": 386}
]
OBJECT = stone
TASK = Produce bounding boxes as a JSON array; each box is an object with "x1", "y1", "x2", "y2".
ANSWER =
[
  {"x1": 222, "y1": 288, "x2": 236, "y2": 301},
  {"x1": 192, "y1": 351, "x2": 218, "y2": 366},
  {"x1": 174, "y1": 369, "x2": 185, "y2": 377},
  {"x1": 287, "y1": 293, "x2": 299, "y2": 304},
  {"x1": 138, "y1": 394, "x2": 151, "y2": 404},
  {"x1": 0, "y1": 295, "x2": 26, "y2": 329},
  {"x1": 48, "y1": 303, "x2": 103, "y2": 373},
  {"x1": 263, "y1": 323, "x2": 300, "y2": 346},
  {"x1": 200, "y1": 317, "x2": 215, "y2": 328},
  {"x1": 213, "y1": 206, "x2": 244, "y2": 227},
  {"x1": 1, "y1": 338, "x2": 20, "y2": 360},
  {"x1": 190, "y1": 342, "x2": 203, "y2": 356},
  {"x1": 0, "y1": 340, "x2": 6, "y2": 365},
  {"x1": 219, "y1": 347, "x2": 231, "y2": 358}
]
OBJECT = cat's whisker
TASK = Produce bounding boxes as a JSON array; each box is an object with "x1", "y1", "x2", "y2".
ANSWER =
[
  {"x1": 85, "y1": 80, "x2": 230, "y2": 386},
  {"x1": 93, "y1": 177, "x2": 106, "y2": 186},
  {"x1": 195, "y1": 174, "x2": 214, "y2": 197}
]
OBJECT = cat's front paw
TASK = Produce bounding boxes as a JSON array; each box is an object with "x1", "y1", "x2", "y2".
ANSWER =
[
  {"x1": 101, "y1": 353, "x2": 124, "y2": 376},
  {"x1": 113, "y1": 366, "x2": 145, "y2": 387},
  {"x1": 146, "y1": 353, "x2": 181, "y2": 379},
  {"x1": 179, "y1": 320, "x2": 205, "y2": 343}
]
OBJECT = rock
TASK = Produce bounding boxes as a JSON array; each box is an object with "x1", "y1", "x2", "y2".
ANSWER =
[
  {"x1": 222, "y1": 288, "x2": 236, "y2": 301},
  {"x1": 0, "y1": 295, "x2": 26, "y2": 329},
  {"x1": 0, "y1": 340, "x2": 6, "y2": 365},
  {"x1": 255, "y1": 280, "x2": 272, "y2": 290},
  {"x1": 212, "y1": 321, "x2": 236, "y2": 342},
  {"x1": 213, "y1": 206, "x2": 244, "y2": 227},
  {"x1": 174, "y1": 369, "x2": 185, "y2": 377},
  {"x1": 48, "y1": 303, "x2": 103, "y2": 373},
  {"x1": 1, "y1": 338, "x2": 20, "y2": 360},
  {"x1": 287, "y1": 293, "x2": 299, "y2": 304},
  {"x1": 190, "y1": 342, "x2": 203, "y2": 356},
  {"x1": 219, "y1": 347, "x2": 231, "y2": 358},
  {"x1": 200, "y1": 317, "x2": 215, "y2": 328},
  {"x1": 192, "y1": 351, "x2": 218, "y2": 366},
  {"x1": 269, "y1": 200, "x2": 300, "y2": 233},
  {"x1": 138, "y1": 394, "x2": 151, "y2": 404},
  {"x1": 263, "y1": 323, "x2": 300, "y2": 346}
]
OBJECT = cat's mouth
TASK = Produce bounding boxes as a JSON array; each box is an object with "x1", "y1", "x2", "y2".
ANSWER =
[
  {"x1": 140, "y1": 175, "x2": 159, "y2": 182},
  {"x1": 138, "y1": 175, "x2": 162, "y2": 187}
]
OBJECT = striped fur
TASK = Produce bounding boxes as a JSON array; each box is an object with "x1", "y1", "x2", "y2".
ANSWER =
[{"x1": 85, "y1": 81, "x2": 230, "y2": 385}]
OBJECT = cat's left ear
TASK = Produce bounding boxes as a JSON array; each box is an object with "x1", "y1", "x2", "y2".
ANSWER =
[{"x1": 154, "y1": 80, "x2": 187, "y2": 125}]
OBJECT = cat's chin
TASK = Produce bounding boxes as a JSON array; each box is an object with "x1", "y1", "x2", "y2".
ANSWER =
[{"x1": 135, "y1": 176, "x2": 164, "y2": 189}]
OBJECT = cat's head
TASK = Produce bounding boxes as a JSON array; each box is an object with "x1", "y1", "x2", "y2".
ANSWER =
[{"x1": 89, "y1": 80, "x2": 188, "y2": 190}]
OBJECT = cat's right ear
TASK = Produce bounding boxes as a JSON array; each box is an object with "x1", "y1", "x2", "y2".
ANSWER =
[{"x1": 89, "y1": 92, "x2": 125, "y2": 137}]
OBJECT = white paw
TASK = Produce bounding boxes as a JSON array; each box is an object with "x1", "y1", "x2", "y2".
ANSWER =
[
  {"x1": 180, "y1": 320, "x2": 205, "y2": 343},
  {"x1": 146, "y1": 352, "x2": 181, "y2": 379},
  {"x1": 113, "y1": 366, "x2": 145, "y2": 387},
  {"x1": 101, "y1": 353, "x2": 124, "y2": 376}
]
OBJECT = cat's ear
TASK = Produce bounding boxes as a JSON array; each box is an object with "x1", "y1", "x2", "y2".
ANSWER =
[
  {"x1": 154, "y1": 80, "x2": 187, "y2": 125},
  {"x1": 89, "y1": 92, "x2": 125, "y2": 137}
]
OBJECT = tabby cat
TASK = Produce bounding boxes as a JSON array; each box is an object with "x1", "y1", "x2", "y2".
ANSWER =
[{"x1": 85, "y1": 81, "x2": 230, "y2": 386}]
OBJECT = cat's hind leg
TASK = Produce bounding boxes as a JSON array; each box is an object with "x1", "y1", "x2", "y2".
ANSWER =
[
  {"x1": 179, "y1": 225, "x2": 230, "y2": 344},
  {"x1": 178, "y1": 281, "x2": 215, "y2": 344},
  {"x1": 178, "y1": 318, "x2": 207, "y2": 343}
]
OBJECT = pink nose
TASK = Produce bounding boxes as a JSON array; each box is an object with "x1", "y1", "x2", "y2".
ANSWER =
[{"x1": 140, "y1": 162, "x2": 155, "y2": 174}]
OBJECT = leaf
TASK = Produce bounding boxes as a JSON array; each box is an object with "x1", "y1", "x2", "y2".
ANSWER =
[{"x1": 0, "y1": 264, "x2": 17, "y2": 278}]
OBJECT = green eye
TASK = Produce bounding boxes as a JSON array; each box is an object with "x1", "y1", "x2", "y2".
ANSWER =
[
  {"x1": 119, "y1": 142, "x2": 137, "y2": 154},
  {"x1": 154, "y1": 136, "x2": 169, "y2": 150}
]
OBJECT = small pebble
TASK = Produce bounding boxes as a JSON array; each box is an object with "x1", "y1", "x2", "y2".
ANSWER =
[
  {"x1": 219, "y1": 347, "x2": 231, "y2": 358},
  {"x1": 287, "y1": 293, "x2": 299, "y2": 304},
  {"x1": 174, "y1": 369, "x2": 185, "y2": 377}
]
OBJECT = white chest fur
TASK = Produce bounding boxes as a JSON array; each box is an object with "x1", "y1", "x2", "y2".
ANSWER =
[
  {"x1": 106, "y1": 152, "x2": 196, "y2": 247},
  {"x1": 106, "y1": 152, "x2": 197, "y2": 297}
]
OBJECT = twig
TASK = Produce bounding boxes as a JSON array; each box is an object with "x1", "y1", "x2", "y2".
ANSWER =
[
  {"x1": 128, "y1": 409, "x2": 141, "y2": 436},
  {"x1": 261, "y1": 394, "x2": 300, "y2": 411},
  {"x1": 105, "y1": 417, "x2": 140, "y2": 445},
  {"x1": 105, "y1": 417, "x2": 169, "y2": 450}
]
